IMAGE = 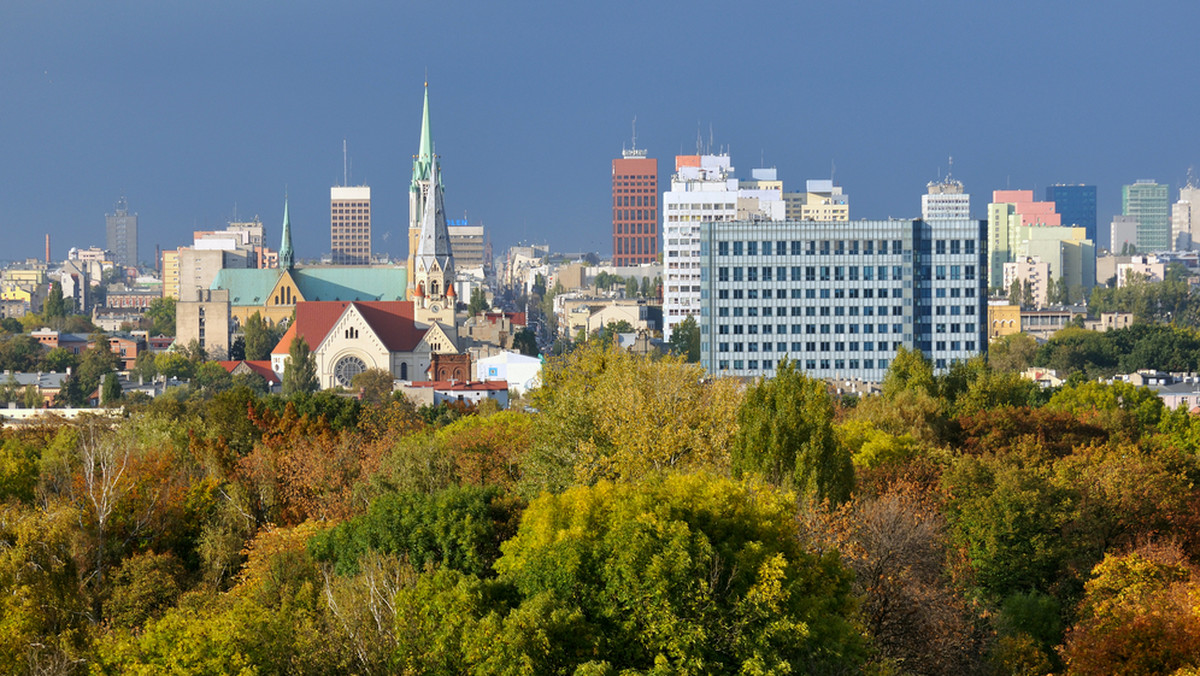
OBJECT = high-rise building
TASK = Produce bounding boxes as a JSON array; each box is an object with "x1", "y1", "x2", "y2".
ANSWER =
[
  {"x1": 106, "y1": 196, "x2": 138, "y2": 268},
  {"x1": 923, "y1": 177, "x2": 970, "y2": 220},
  {"x1": 1123, "y1": 180, "x2": 1170, "y2": 252},
  {"x1": 1172, "y1": 178, "x2": 1200, "y2": 251},
  {"x1": 987, "y1": 190, "x2": 1060, "y2": 288},
  {"x1": 1110, "y1": 215, "x2": 1139, "y2": 255},
  {"x1": 1045, "y1": 184, "x2": 1097, "y2": 246},
  {"x1": 699, "y1": 218, "x2": 986, "y2": 381},
  {"x1": 662, "y1": 155, "x2": 785, "y2": 341},
  {"x1": 447, "y1": 221, "x2": 487, "y2": 269},
  {"x1": 612, "y1": 148, "x2": 659, "y2": 266},
  {"x1": 331, "y1": 186, "x2": 372, "y2": 265}
]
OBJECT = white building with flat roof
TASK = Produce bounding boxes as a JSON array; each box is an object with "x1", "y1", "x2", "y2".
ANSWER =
[{"x1": 662, "y1": 156, "x2": 784, "y2": 341}]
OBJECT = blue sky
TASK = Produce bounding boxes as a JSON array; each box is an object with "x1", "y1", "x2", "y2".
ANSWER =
[{"x1": 2, "y1": 0, "x2": 1198, "y2": 262}]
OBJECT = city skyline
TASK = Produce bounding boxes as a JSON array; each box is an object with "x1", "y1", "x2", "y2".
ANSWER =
[{"x1": 4, "y1": 1, "x2": 1200, "y2": 263}]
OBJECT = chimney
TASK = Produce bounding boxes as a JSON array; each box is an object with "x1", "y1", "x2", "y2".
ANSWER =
[{"x1": 45, "y1": 234, "x2": 50, "y2": 264}]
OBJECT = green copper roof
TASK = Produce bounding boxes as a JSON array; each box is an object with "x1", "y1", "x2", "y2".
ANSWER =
[
  {"x1": 212, "y1": 267, "x2": 408, "y2": 306},
  {"x1": 279, "y1": 198, "x2": 294, "y2": 269},
  {"x1": 411, "y1": 84, "x2": 434, "y2": 187}
]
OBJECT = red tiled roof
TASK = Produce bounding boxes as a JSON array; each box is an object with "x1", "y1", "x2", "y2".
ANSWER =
[
  {"x1": 272, "y1": 301, "x2": 425, "y2": 355},
  {"x1": 408, "y1": 380, "x2": 509, "y2": 391},
  {"x1": 217, "y1": 360, "x2": 279, "y2": 382}
]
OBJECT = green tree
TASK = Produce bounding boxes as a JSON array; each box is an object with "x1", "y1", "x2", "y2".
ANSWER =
[
  {"x1": 394, "y1": 474, "x2": 867, "y2": 674},
  {"x1": 192, "y1": 361, "x2": 233, "y2": 392},
  {"x1": 101, "y1": 371, "x2": 122, "y2": 405},
  {"x1": 309, "y1": 485, "x2": 520, "y2": 578},
  {"x1": 282, "y1": 335, "x2": 318, "y2": 396},
  {"x1": 624, "y1": 275, "x2": 638, "y2": 298},
  {"x1": 38, "y1": 346, "x2": 79, "y2": 374},
  {"x1": 145, "y1": 297, "x2": 177, "y2": 336},
  {"x1": 154, "y1": 351, "x2": 195, "y2": 381},
  {"x1": 43, "y1": 281, "x2": 66, "y2": 318},
  {"x1": 593, "y1": 319, "x2": 633, "y2": 344},
  {"x1": 1008, "y1": 278, "x2": 1022, "y2": 307},
  {"x1": 0, "y1": 334, "x2": 43, "y2": 372},
  {"x1": 242, "y1": 312, "x2": 275, "y2": 361},
  {"x1": 988, "y1": 332, "x2": 1038, "y2": 373},
  {"x1": 351, "y1": 367, "x2": 394, "y2": 405},
  {"x1": 511, "y1": 327, "x2": 539, "y2": 357},
  {"x1": 730, "y1": 357, "x2": 853, "y2": 503},
  {"x1": 467, "y1": 287, "x2": 488, "y2": 316},
  {"x1": 666, "y1": 315, "x2": 700, "y2": 362}
]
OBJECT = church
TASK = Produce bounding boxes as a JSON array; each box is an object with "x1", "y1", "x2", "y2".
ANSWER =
[{"x1": 269, "y1": 84, "x2": 464, "y2": 388}]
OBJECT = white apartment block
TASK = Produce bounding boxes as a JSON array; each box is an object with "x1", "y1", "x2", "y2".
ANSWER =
[
  {"x1": 662, "y1": 156, "x2": 784, "y2": 341},
  {"x1": 922, "y1": 178, "x2": 970, "y2": 220}
]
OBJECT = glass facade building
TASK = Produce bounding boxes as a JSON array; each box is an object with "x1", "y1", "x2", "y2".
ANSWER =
[
  {"x1": 1123, "y1": 180, "x2": 1170, "y2": 252},
  {"x1": 699, "y1": 218, "x2": 987, "y2": 382},
  {"x1": 1046, "y1": 184, "x2": 1098, "y2": 248}
]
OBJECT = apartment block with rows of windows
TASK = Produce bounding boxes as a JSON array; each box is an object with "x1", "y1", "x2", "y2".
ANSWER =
[{"x1": 699, "y1": 218, "x2": 987, "y2": 382}]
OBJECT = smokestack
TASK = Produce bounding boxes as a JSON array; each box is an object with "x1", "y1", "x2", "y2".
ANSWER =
[{"x1": 45, "y1": 234, "x2": 50, "y2": 264}]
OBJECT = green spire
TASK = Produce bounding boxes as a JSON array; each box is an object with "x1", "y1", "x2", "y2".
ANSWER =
[
  {"x1": 279, "y1": 197, "x2": 294, "y2": 269},
  {"x1": 412, "y1": 82, "x2": 433, "y2": 187}
]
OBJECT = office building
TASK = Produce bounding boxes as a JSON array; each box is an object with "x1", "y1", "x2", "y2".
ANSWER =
[
  {"x1": 783, "y1": 180, "x2": 849, "y2": 221},
  {"x1": 612, "y1": 148, "x2": 659, "y2": 266},
  {"x1": 698, "y1": 218, "x2": 987, "y2": 381},
  {"x1": 923, "y1": 176, "x2": 970, "y2": 220},
  {"x1": 448, "y1": 221, "x2": 487, "y2": 269},
  {"x1": 987, "y1": 190, "x2": 1061, "y2": 289},
  {"x1": 1003, "y1": 258, "x2": 1051, "y2": 308},
  {"x1": 662, "y1": 155, "x2": 785, "y2": 341},
  {"x1": 1110, "y1": 216, "x2": 1139, "y2": 256},
  {"x1": 331, "y1": 186, "x2": 372, "y2": 265},
  {"x1": 1123, "y1": 180, "x2": 1170, "y2": 252},
  {"x1": 1172, "y1": 180, "x2": 1200, "y2": 251},
  {"x1": 1045, "y1": 184, "x2": 1097, "y2": 246},
  {"x1": 106, "y1": 196, "x2": 138, "y2": 268}
]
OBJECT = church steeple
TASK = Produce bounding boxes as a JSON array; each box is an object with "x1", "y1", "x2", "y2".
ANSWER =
[
  {"x1": 279, "y1": 197, "x2": 294, "y2": 270},
  {"x1": 412, "y1": 83, "x2": 434, "y2": 188}
]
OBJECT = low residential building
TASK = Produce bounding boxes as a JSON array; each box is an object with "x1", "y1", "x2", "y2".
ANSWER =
[
  {"x1": 1019, "y1": 305, "x2": 1088, "y2": 339},
  {"x1": 1083, "y1": 312, "x2": 1134, "y2": 332},
  {"x1": 216, "y1": 360, "x2": 282, "y2": 392},
  {"x1": 475, "y1": 352, "x2": 541, "y2": 395},
  {"x1": 398, "y1": 379, "x2": 509, "y2": 409}
]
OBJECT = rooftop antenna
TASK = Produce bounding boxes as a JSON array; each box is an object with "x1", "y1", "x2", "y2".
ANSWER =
[
  {"x1": 1187, "y1": 166, "x2": 1198, "y2": 189},
  {"x1": 631, "y1": 116, "x2": 638, "y2": 150},
  {"x1": 695, "y1": 122, "x2": 702, "y2": 155},
  {"x1": 343, "y1": 139, "x2": 348, "y2": 187},
  {"x1": 708, "y1": 123, "x2": 714, "y2": 155},
  {"x1": 947, "y1": 155, "x2": 954, "y2": 181},
  {"x1": 831, "y1": 159, "x2": 836, "y2": 184}
]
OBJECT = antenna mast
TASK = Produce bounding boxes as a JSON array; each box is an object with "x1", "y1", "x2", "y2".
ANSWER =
[{"x1": 343, "y1": 139, "x2": 348, "y2": 186}]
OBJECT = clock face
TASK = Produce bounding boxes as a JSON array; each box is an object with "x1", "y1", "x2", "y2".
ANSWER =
[
  {"x1": 333, "y1": 355, "x2": 367, "y2": 388},
  {"x1": 429, "y1": 304, "x2": 441, "y2": 313}
]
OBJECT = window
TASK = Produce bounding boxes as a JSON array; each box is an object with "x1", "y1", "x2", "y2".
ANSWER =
[
  {"x1": 718, "y1": 241, "x2": 729, "y2": 256},
  {"x1": 964, "y1": 240, "x2": 975, "y2": 254},
  {"x1": 733, "y1": 267, "x2": 743, "y2": 281},
  {"x1": 747, "y1": 241, "x2": 757, "y2": 255},
  {"x1": 718, "y1": 267, "x2": 729, "y2": 282},
  {"x1": 733, "y1": 242, "x2": 743, "y2": 256}
]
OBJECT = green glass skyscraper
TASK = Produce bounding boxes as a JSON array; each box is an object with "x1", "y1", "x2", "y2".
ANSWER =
[{"x1": 1123, "y1": 180, "x2": 1170, "y2": 252}]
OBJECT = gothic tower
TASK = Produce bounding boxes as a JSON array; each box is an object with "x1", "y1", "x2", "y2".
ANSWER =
[
  {"x1": 408, "y1": 83, "x2": 435, "y2": 299},
  {"x1": 412, "y1": 154, "x2": 456, "y2": 327}
]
